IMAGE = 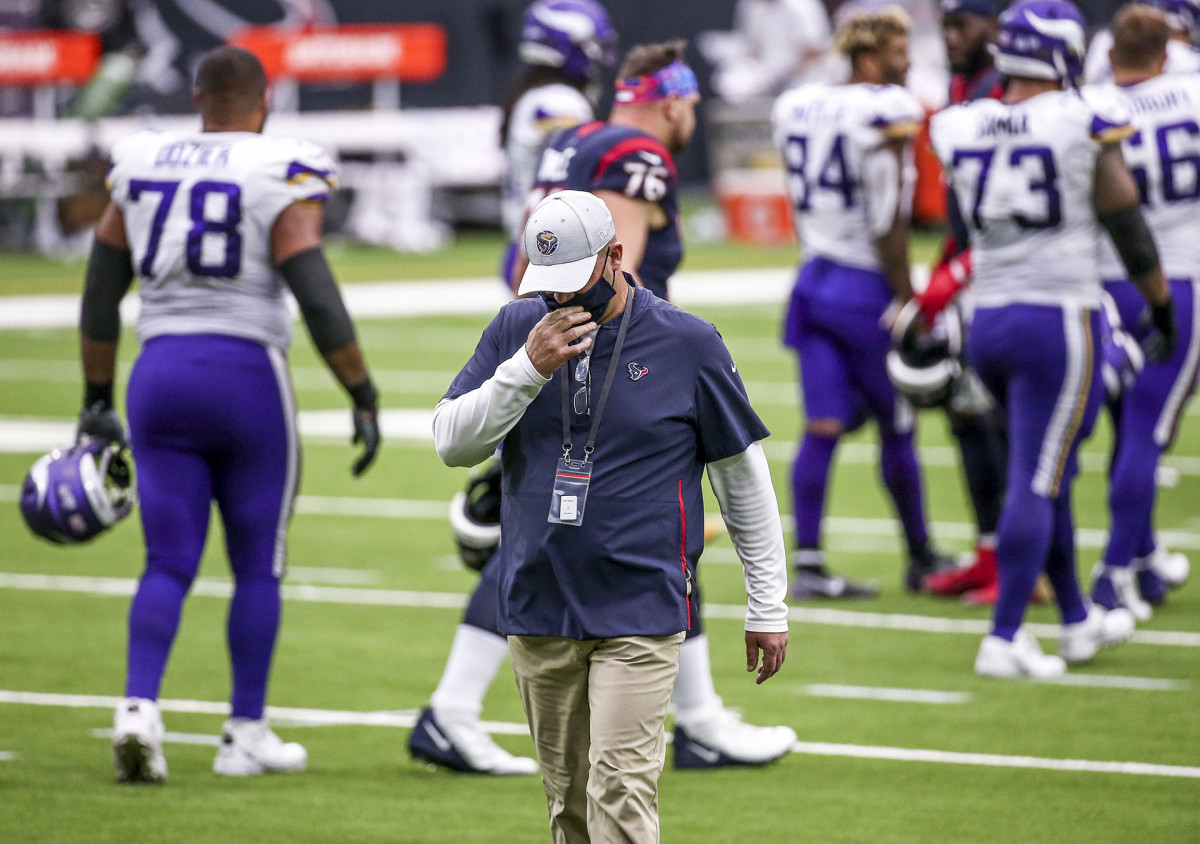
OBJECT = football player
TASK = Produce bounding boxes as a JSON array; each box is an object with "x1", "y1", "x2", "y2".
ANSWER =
[
  {"x1": 1084, "y1": 0, "x2": 1200, "y2": 84},
  {"x1": 772, "y1": 6, "x2": 953, "y2": 599},
  {"x1": 931, "y1": 0, "x2": 1175, "y2": 678},
  {"x1": 407, "y1": 1, "x2": 619, "y2": 777},
  {"x1": 918, "y1": 0, "x2": 1012, "y2": 606},
  {"x1": 411, "y1": 41, "x2": 798, "y2": 775},
  {"x1": 78, "y1": 46, "x2": 380, "y2": 781},
  {"x1": 517, "y1": 39, "x2": 695, "y2": 302},
  {"x1": 1087, "y1": 4, "x2": 1197, "y2": 619},
  {"x1": 499, "y1": 0, "x2": 619, "y2": 288}
]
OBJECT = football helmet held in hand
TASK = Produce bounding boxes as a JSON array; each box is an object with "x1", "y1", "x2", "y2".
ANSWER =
[
  {"x1": 887, "y1": 299, "x2": 966, "y2": 408},
  {"x1": 20, "y1": 438, "x2": 135, "y2": 544},
  {"x1": 450, "y1": 462, "x2": 503, "y2": 572}
]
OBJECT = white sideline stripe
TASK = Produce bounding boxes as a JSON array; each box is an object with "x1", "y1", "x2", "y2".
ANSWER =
[
  {"x1": 788, "y1": 741, "x2": 1200, "y2": 779},
  {"x1": 2, "y1": 572, "x2": 1198, "y2": 648},
  {"x1": 1033, "y1": 675, "x2": 1190, "y2": 691},
  {"x1": 7, "y1": 690, "x2": 1200, "y2": 779},
  {"x1": 91, "y1": 728, "x2": 221, "y2": 747},
  {"x1": 4, "y1": 480, "x2": 1200, "y2": 555},
  {"x1": 0, "y1": 751, "x2": 18, "y2": 761},
  {"x1": 800, "y1": 685, "x2": 972, "y2": 704},
  {"x1": 4, "y1": 417, "x2": 1200, "y2": 489},
  {"x1": 0, "y1": 268, "x2": 795, "y2": 331},
  {"x1": 0, "y1": 691, "x2": 529, "y2": 736}
]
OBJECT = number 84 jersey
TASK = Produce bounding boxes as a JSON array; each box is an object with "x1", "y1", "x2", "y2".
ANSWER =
[
  {"x1": 771, "y1": 83, "x2": 924, "y2": 273},
  {"x1": 107, "y1": 130, "x2": 338, "y2": 351},
  {"x1": 930, "y1": 89, "x2": 1132, "y2": 309}
]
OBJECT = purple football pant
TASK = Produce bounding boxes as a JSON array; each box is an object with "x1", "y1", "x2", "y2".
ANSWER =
[
  {"x1": 1103, "y1": 280, "x2": 1199, "y2": 569},
  {"x1": 784, "y1": 260, "x2": 929, "y2": 555},
  {"x1": 970, "y1": 304, "x2": 1103, "y2": 640},
  {"x1": 124, "y1": 334, "x2": 299, "y2": 720}
]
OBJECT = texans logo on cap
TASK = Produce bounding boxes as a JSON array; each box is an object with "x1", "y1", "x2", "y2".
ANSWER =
[
  {"x1": 628, "y1": 362, "x2": 649, "y2": 381},
  {"x1": 536, "y1": 230, "x2": 559, "y2": 256}
]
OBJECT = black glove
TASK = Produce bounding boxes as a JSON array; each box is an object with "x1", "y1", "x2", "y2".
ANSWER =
[
  {"x1": 348, "y1": 379, "x2": 380, "y2": 477},
  {"x1": 1140, "y1": 299, "x2": 1177, "y2": 364},
  {"x1": 76, "y1": 382, "x2": 126, "y2": 446}
]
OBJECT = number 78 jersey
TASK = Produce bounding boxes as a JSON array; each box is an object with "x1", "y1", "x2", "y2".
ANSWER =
[
  {"x1": 107, "y1": 129, "x2": 337, "y2": 351},
  {"x1": 930, "y1": 89, "x2": 1132, "y2": 308}
]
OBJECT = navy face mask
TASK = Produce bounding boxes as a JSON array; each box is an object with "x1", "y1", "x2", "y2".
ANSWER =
[{"x1": 541, "y1": 251, "x2": 616, "y2": 324}]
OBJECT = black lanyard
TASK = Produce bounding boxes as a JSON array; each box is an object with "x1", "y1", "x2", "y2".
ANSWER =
[{"x1": 559, "y1": 287, "x2": 635, "y2": 464}]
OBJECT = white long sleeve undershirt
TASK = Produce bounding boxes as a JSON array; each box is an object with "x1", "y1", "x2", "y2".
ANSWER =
[
  {"x1": 432, "y1": 344, "x2": 550, "y2": 467},
  {"x1": 706, "y1": 442, "x2": 790, "y2": 633},
  {"x1": 433, "y1": 343, "x2": 790, "y2": 633}
]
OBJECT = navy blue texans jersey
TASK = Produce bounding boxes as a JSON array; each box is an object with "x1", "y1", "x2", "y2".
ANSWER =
[{"x1": 529, "y1": 121, "x2": 681, "y2": 300}]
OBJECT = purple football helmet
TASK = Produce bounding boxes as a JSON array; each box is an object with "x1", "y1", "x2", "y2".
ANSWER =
[
  {"x1": 992, "y1": 0, "x2": 1087, "y2": 85},
  {"x1": 20, "y1": 438, "x2": 135, "y2": 544},
  {"x1": 1139, "y1": 0, "x2": 1200, "y2": 34},
  {"x1": 519, "y1": 0, "x2": 618, "y2": 81}
]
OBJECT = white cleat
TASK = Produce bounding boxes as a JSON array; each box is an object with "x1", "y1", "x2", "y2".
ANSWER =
[
  {"x1": 212, "y1": 718, "x2": 307, "y2": 776},
  {"x1": 974, "y1": 629, "x2": 1066, "y2": 679},
  {"x1": 1147, "y1": 545, "x2": 1190, "y2": 588},
  {"x1": 113, "y1": 697, "x2": 168, "y2": 784},
  {"x1": 1090, "y1": 563, "x2": 1153, "y2": 622},
  {"x1": 1059, "y1": 605, "x2": 1135, "y2": 664},
  {"x1": 673, "y1": 706, "x2": 797, "y2": 768}
]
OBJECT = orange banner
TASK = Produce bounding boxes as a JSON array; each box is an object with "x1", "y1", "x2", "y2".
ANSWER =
[
  {"x1": 232, "y1": 24, "x2": 447, "y2": 84},
  {"x1": 0, "y1": 31, "x2": 101, "y2": 85}
]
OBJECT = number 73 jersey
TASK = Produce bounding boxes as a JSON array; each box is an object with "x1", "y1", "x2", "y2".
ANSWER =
[
  {"x1": 930, "y1": 89, "x2": 1132, "y2": 309},
  {"x1": 106, "y1": 129, "x2": 338, "y2": 351}
]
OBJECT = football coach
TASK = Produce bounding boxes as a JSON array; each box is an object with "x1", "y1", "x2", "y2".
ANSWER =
[{"x1": 433, "y1": 191, "x2": 789, "y2": 843}]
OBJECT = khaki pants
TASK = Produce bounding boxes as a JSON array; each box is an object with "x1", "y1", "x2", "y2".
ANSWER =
[{"x1": 509, "y1": 633, "x2": 686, "y2": 844}]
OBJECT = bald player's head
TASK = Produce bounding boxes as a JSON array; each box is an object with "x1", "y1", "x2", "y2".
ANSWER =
[{"x1": 194, "y1": 46, "x2": 268, "y2": 132}]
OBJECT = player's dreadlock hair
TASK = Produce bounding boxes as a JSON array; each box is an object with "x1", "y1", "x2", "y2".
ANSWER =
[
  {"x1": 194, "y1": 46, "x2": 268, "y2": 122},
  {"x1": 834, "y1": 6, "x2": 912, "y2": 62},
  {"x1": 1111, "y1": 4, "x2": 1171, "y2": 71},
  {"x1": 616, "y1": 39, "x2": 688, "y2": 82}
]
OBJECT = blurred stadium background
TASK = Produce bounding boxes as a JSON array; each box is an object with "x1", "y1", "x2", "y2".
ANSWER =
[{"x1": 1, "y1": 1, "x2": 1197, "y2": 842}]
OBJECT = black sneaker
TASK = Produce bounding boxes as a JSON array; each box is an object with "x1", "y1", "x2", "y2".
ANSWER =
[
  {"x1": 792, "y1": 565, "x2": 878, "y2": 599},
  {"x1": 905, "y1": 546, "x2": 956, "y2": 592}
]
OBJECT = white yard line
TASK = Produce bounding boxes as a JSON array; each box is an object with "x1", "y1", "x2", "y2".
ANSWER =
[
  {"x1": 1, "y1": 572, "x2": 1197, "y2": 648},
  {"x1": 787, "y1": 741, "x2": 1200, "y2": 779},
  {"x1": 286, "y1": 566, "x2": 380, "y2": 586},
  {"x1": 799, "y1": 685, "x2": 972, "y2": 704},
  {"x1": 90, "y1": 728, "x2": 221, "y2": 747},
  {"x1": 4, "y1": 689, "x2": 1198, "y2": 779},
  {"x1": 1032, "y1": 675, "x2": 1190, "y2": 691},
  {"x1": 0, "y1": 751, "x2": 18, "y2": 761}
]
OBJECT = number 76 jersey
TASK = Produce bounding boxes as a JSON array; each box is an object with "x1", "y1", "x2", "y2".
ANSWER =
[
  {"x1": 107, "y1": 129, "x2": 338, "y2": 351},
  {"x1": 930, "y1": 89, "x2": 1132, "y2": 309}
]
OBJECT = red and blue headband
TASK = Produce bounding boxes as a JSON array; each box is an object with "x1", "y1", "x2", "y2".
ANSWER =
[{"x1": 614, "y1": 60, "x2": 698, "y2": 104}]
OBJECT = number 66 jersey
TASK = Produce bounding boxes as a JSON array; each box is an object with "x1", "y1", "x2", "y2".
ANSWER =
[
  {"x1": 106, "y1": 130, "x2": 338, "y2": 351},
  {"x1": 930, "y1": 88, "x2": 1132, "y2": 309}
]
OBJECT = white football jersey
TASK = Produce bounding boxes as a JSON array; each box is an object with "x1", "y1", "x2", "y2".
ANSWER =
[
  {"x1": 1084, "y1": 30, "x2": 1200, "y2": 86},
  {"x1": 1090, "y1": 73, "x2": 1200, "y2": 282},
  {"x1": 502, "y1": 84, "x2": 593, "y2": 239},
  {"x1": 931, "y1": 88, "x2": 1133, "y2": 308},
  {"x1": 772, "y1": 82, "x2": 923, "y2": 271},
  {"x1": 107, "y1": 130, "x2": 337, "y2": 350}
]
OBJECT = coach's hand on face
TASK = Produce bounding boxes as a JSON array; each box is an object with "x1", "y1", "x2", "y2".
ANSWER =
[
  {"x1": 526, "y1": 306, "x2": 597, "y2": 378},
  {"x1": 746, "y1": 630, "x2": 788, "y2": 685}
]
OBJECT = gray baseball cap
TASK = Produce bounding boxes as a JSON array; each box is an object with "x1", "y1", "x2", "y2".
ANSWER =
[{"x1": 517, "y1": 191, "x2": 615, "y2": 296}]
